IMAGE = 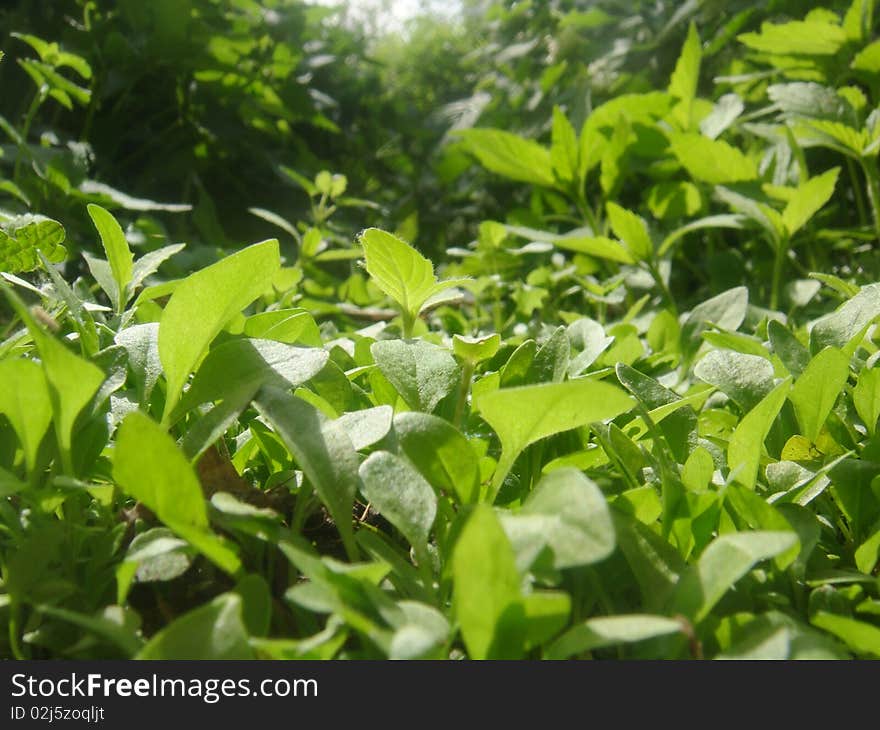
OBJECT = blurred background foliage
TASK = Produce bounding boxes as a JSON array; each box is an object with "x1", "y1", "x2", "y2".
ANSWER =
[{"x1": 0, "y1": 0, "x2": 870, "y2": 264}]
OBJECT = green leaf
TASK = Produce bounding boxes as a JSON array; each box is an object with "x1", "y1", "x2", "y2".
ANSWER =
[
  {"x1": 137, "y1": 593, "x2": 253, "y2": 659},
  {"x1": 811, "y1": 612, "x2": 880, "y2": 657},
  {"x1": 253, "y1": 387, "x2": 359, "y2": 559},
  {"x1": 159, "y1": 239, "x2": 280, "y2": 421},
  {"x1": 647, "y1": 181, "x2": 702, "y2": 219},
  {"x1": 810, "y1": 284, "x2": 880, "y2": 352},
  {"x1": 681, "y1": 286, "x2": 749, "y2": 361},
  {"x1": 125, "y1": 528, "x2": 194, "y2": 583},
  {"x1": 359, "y1": 451, "x2": 437, "y2": 557},
  {"x1": 669, "y1": 133, "x2": 757, "y2": 184},
  {"x1": 853, "y1": 368, "x2": 880, "y2": 437},
  {"x1": 499, "y1": 468, "x2": 615, "y2": 570},
  {"x1": 738, "y1": 20, "x2": 848, "y2": 56},
  {"x1": 682, "y1": 447, "x2": 715, "y2": 492},
  {"x1": 521, "y1": 591, "x2": 571, "y2": 650},
  {"x1": 359, "y1": 228, "x2": 468, "y2": 334},
  {"x1": 393, "y1": 412, "x2": 481, "y2": 505},
  {"x1": 457, "y1": 128, "x2": 555, "y2": 187},
  {"x1": 453, "y1": 333, "x2": 501, "y2": 364},
  {"x1": 789, "y1": 347, "x2": 849, "y2": 443},
  {"x1": 476, "y1": 378, "x2": 633, "y2": 499},
  {"x1": 768, "y1": 320, "x2": 810, "y2": 378},
  {"x1": 335, "y1": 406, "x2": 393, "y2": 451},
  {"x1": 782, "y1": 167, "x2": 840, "y2": 237},
  {"x1": 0, "y1": 358, "x2": 52, "y2": 472},
  {"x1": 728, "y1": 378, "x2": 792, "y2": 489},
  {"x1": 671, "y1": 531, "x2": 798, "y2": 622},
  {"x1": 371, "y1": 339, "x2": 460, "y2": 414},
  {"x1": 0, "y1": 214, "x2": 67, "y2": 273},
  {"x1": 2, "y1": 287, "x2": 105, "y2": 473},
  {"x1": 669, "y1": 22, "x2": 701, "y2": 129},
  {"x1": 175, "y1": 338, "x2": 328, "y2": 416},
  {"x1": 852, "y1": 40, "x2": 880, "y2": 72},
  {"x1": 453, "y1": 505, "x2": 523, "y2": 659},
  {"x1": 243, "y1": 309, "x2": 322, "y2": 346},
  {"x1": 546, "y1": 614, "x2": 683, "y2": 660},
  {"x1": 551, "y1": 106, "x2": 579, "y2": 186},
  {"x1": 605, "y1": 202, "x2": 652, "y2": 260},
  {"x1": 113, "y1": 411, "x2": 241, "y2": 575},
  {"x1": 694, "y1": 350, "x2": 775, "y2": 412},
  {"x1": 87, "y1": 204, "x2": 133, "y2": 312}
]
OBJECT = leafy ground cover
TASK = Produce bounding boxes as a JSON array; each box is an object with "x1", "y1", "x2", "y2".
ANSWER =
[{"x1": 3, "y1": 1, "x2": 880, "y2": 659}]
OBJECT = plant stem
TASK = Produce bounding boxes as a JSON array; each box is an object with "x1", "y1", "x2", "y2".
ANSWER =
[
  {"x1": 770, "y1": 238, "x2": 788, "y2": 311},
  {"x1": 453, "y1": 361, "x2": 475, "y2": 429},
  {"x1": 861, "y1": 157, "x2": 880, "y2": 242},
  {"x1": 13, "y1": 87, "x2": 46, "y2": 185}
]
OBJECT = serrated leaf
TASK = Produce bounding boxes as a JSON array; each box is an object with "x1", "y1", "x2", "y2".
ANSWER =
[
  {"x1": 738, "y1": 20, "x2": 848, "y2": 56},
  {"x1": 457, "y1": 128, "x2": 554, "y2": 187},
  {"x1": 782, "y1": 167, "x2": 839, "y2": 236},
  {"x1": 606, "y1": 202, "x2": 652, "y2": 260},
  {"x1": 0, "y1": 215, "x2": 67, "y2": 273},
  {"x1": 551, "y1": 106, "x2": 579, "y2": 185},
  {"x1": 669, "y1": 133, "x2": 757, "y2": 184}
]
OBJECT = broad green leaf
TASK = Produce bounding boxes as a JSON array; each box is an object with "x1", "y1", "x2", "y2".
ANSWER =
[
  {"x1": 728, "y1": 378, "x2": 792, "y2": 489},
  {"x1": 521, "y1": 591, "x2": 571, "y2": 650},
  {"x1": 137, "y1": 593, "x2": 253, "y2": 659},
  {"x1": 359, "y1": 451, "x2": 437, "y2": 557},
  {"x1": 393, "y1": 412, "x2": 481, "y2": 504},
  {"x1": 389, "y1": 601, "x2": 450, "y2": 659},
  {"x1": 647, "y1": 181, "x2": 702, "y2": 219},
  {"x1": 0, "y1": 358, "x2": 52, "y2": 472},
  {"x1": 546, "y1": 614, "x2": 683, "y2": 660},
  {"x1": 0, "y1": 214, "x2": 67, "y2": 273},
  {"x1": 113, "y1": 411, "x2": 241, "y2": 575},
  {"x1": 768, "y1": 320, "x2": 810, "y2": 378},
  {"x1": 335, "y1": 406, "x2": 393, "y2": 451},
  {"x1": 724, "y1": 485, "x2": 800, "y2": 569},
  {"x1": 853, "y1": 368, "x2": 880, "y2": 436},
  {"x1": 125, "y1": 528, "x2": 194, "y2": 583},
  {"x1": 810, "y1": 283, "x2": 880, "y2": 352},
  {"x1": 699, "y1": 94, "x2": 744, "y2": 140},
  {"x1": 768, "y1": 83, "x2": 853, "y2": 122},
  {"x1": 794, "y1": 119, "x2": 866, "y2": 157},
  {"x1": 671, "y1": 531, "x2": 798, "y2": 621},
  {"x1": 371, "y1": 339, "x2": 460, "y2": 413},
  {"x1": 130, "y1": 243, "x2": 185, "y2": 292},
  {"x1": 789, "y1": 347, "x2": 849, "y2": 442},
  {"x1": 681, "y1": 286, "x2": 749, "y2": 360},
  {"x1": 694, "y1": 350, "x2": 775, "y2": 412},
  {"x1": 476, "y1": 378, "x2": 633, "y2": 499},
  {"x1": 782, "y1": 167, "x2": 839, "y2": 236},
  {"x1": 453, "y1": 333, "x2": 500, "y2": 364},
  {"x1": 551, "y1": 106, "x2": 579, "y2": 185},
  {"x1": 87, "y1": 204, "x2": 133, "y2": 312},
  {"x1": 682, "y1": 447, "x2": 714, "y2": 492},
  {"x1": 738, "y1": 20, "x2": 848, "y2": 56},
  {"x1": 553, "y1": 235, "x2": 634, "y2": 263},
  {"x1": 499, "y1": 468, "x2": 615, "y2": 570},
  {"x1": 457, "y1": 128, "x2": 555, "y2": 187},
  {"x1": 811, "y1": 612, "x2": 880, "y2": 657},
  {"x1": 606, "y1": 202, "x2": 652, "y2": 260},
  {"x1": 115, "y1": 323, "x2": 161, "y2": 405},
  {"x1": 176, "y1": 338, "x2": 328, "y2": 416},
  {"x1": 359, "y1": 228, "x2": 468, "y2": 333},
  {"x1": 253, "y1": 387, "x2": 359, "y2": 559},
  {"x1": 669, "y1": 133, "x2": 757, "y2": 184},
  {"x1": 159, "y1": 239, "x2": 280, "y2": 421},
  {"x1": 852, "y1": 40, "x2": 880, "y2": 72},
  {"x1": 3, "y1": 287, "x2": 105, "y2": 473},
  {"x1": 453, "y1": 505, "x2": 523, "y2": 659},
  {"x1": 243, "y1": 309, "x2": 322, "y2": 347}
]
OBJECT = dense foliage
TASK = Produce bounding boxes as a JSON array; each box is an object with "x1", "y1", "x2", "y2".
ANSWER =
[{"x1": 3, "y1": 0, "x2": 880, "y2": 659}]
